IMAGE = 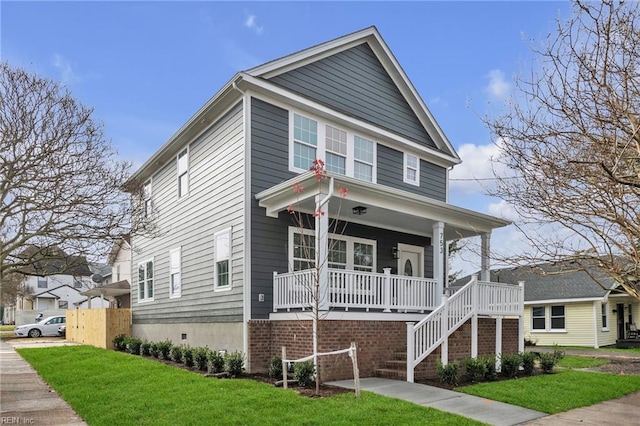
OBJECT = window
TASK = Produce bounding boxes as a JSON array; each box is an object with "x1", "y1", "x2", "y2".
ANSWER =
[
  {"x1": 354, "y1": 136, "x2": 374, "y2": 182},
  {"x1": 293, "y1": 232, "x2": 316, "y2": 271},
  {"x1": 289, "y1": 112, "x2": 376, "y2": 182},
  {"x1": 177, "y1": 148, "x2": 189, "y2": 198},
  {"x1": 214, "y1": 229, "x2": 231, "y2": 289},
  {"x1": 143, "y1": 180, "x2": 153, "y2": 218},
  {"x1": 404, "y1": 153, "x2": 420, "y2": 185},
  {"x1": 601, "y1": 302, "x2": 609, "y2": 330},
  {"x1": 325, "y1": 125, "x2": 347, "y2": 175},
  {"x1": 58, "y1": 300, "x2": 68, "y2": 310},
  {"x1": 289, "y1": 228, "x2": 376, "y2": 272},
  {"x1": 37, "y1": 277, "x2": 47, "y2": 288},
  {"x1": 532, "y1": 306, "x2": 545, "y2": 330},
  {"x1": 550, "y1": 305, "x2": 566, "y2": 330},
  {"x1": 293, "y1": 114, "x2": 318, "y2": 171},
  {"x1": 138, "y1": 259, "x2": 154, "y2": 301},
  {"x1": 170, "y1": 247, "x2": 181, "y2": 298}
]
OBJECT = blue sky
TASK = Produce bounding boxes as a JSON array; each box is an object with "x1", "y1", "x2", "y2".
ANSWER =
[{"x1": 2, "y1": 1, "x2": 572, "y2": 272}]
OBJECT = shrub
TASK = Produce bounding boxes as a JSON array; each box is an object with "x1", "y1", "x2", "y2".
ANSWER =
[
  {"x1": 500, "y1": 353, "x2": 522, "y2": 378},
  {"x1": 170, "y1": 345, "x2": 184, "y2": 363},
  {"x1": 224, "y1": 351, "x2": 245, "y2": 377},
  {"x1": 207, "y1": 350, "x2": 225, "y2": 374},
  {"x1": 552, "y1": 344, "x2": 565, "y2": 363},
  {"x1": 539, "y1": 352, "x2": 557, "y2": 374},
  {"x1": 113, "y1": 334, "x2": 127, "y2": 351},
  {"x1": 464, "y1": 357, "x2": 487, "y2": 383},
  {"x1": 479, "y1": 355, "x2": 497, "y2": 381},
  {"x1": 437, "y1": 359, "x2": 460, "y2": 386},
  {"x1": 156, "y1": 340, "x2": 172, "y2": 360},
  {"x1": 126, "y1": 337, "x2": 142, "y2": 355},
  {"x1": 150, "y1": 342, "x2": 160, "y2": 358},
  {"x1": 268, "y1": 356, "x2": 283, "y2": 379},
  {"x1": 140, "y1": 340, "x2": 152, "y2": 356},
  {"x1": 194, "y1": 347, "x2": 210, "y2": 371},
  {"x1": 183, "y1": 346, "x2": 194, "y2": 367},
  {"x1": 293, "y1": 360, "x2": 315, "y2": 388},
  {"x1": 521, "y1": 351, "x2": 537, "y2": 376}
]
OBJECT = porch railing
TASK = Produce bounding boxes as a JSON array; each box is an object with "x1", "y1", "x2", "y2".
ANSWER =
[
  {"x1": 406, "y1": 276, "x2": 523, "y2": 382},
  {"x1": 273, "y1": 268, "x2": 438, "y2": 313}
]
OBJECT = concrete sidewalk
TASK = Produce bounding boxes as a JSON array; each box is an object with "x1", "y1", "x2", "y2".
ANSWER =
[
  {"x1": 0, "y1": 339, "x2": 87, "y2": 425},
  {"x1": 327, "y1": 377, "x2": 546, "y2": 425}
]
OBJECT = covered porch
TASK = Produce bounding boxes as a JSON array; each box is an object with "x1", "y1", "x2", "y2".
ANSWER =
[{"x1": 257, "y1": 171, "x2": 511, "y2": 314}]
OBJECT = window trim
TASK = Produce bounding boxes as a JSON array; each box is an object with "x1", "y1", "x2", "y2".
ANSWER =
[
  {"x1": 169, "y1": 247, "x2": 182, "y2": 298},
  {"x1": 403, "y1": 153, "x2": 420, "y2": 186},
  {"x1": 288, "y1": 110, "x2": 377, "y2": 183},
  {"x1": 137, "y1": 258, "x2": 155, "y2": 303},
  {"x1": 177, "y1": 147, "x2": 189, "y2": 199},
  {"x1": 214, "y1": 228, "x2": 232, "y2": 291},
  {"x1": 287, "y1": 226, "x2": 377, "y2": 273},
  {"x1": 601, "y1": 302, "x2": 609, "y2": 331}
]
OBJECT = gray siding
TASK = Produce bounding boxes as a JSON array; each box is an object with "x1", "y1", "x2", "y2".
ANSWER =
[
  {"x1": 270, "y1": 43, "x2": 437, "y2": 149},
  {"x1": 132, "y1": 102, "x2": 245, "y2": 324},
  {"x1": 377, "y1": 145, "x2": 447, "y2": 202},
  {"x1": 250, "y1": 98, "x2": 295, "y2": 319}
]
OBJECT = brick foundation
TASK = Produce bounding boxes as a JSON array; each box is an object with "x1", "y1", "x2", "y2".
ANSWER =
[{"x1": 248, "y1": 317, "x2": 519, "y2": 381}]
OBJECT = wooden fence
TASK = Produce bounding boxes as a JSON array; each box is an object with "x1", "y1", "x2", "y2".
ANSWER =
[{"x1": 66, "y1": 308, "x2": 131, "y2": 350}]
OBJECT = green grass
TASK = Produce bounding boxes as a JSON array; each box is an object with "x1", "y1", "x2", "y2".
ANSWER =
[
  {"x1": 17, "y1": 346, "x2": 484, "y2": 426},
  {"x1": 557, "y1": 355, "x2": 609, "y2": 369},
  {"x1": 550, "y1": 345, "x2": 640, "y2": 354},
  {"x1": 457, "y1": 370, "x2": 640, "y2": 414}
]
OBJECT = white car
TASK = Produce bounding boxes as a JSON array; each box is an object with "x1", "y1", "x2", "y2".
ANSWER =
[{"x1": 14, "y1": 316, "x2": 66, "y2": 338}]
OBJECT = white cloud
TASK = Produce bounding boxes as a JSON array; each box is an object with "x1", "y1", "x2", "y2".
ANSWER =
[
  {"x1": 244, "y1": 14, "x2": 264, "y2": 35},
  {"x1": 52, "y1": 53, "x2": 76, "y2": 84},
  {"x1": 487, "y1": 200, "x2": 519, "y2": 222},
  {"x1": 449, "y1": 140, "x2": 505, "y2": 194},
  {"x1": 484, "y1": 69, "x2": 511, "y2": 100}
]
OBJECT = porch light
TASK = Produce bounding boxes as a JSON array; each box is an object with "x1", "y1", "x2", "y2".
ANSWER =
[
  {"x1": 392, "y1": 247, "x2": 399, "y2": 259},
  {"x1": 352, "y1": 206, "x2": 367, "y2": 215}
]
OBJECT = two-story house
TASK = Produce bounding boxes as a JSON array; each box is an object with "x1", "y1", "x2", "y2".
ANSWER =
[{"x1": 129, "y1": 27, "x2": 524, "y2": 382}]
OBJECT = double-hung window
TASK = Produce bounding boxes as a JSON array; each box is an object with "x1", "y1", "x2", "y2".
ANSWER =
[
  {"x1": 138, "y1": 259, "x2": 154, "y2": 302},
  {"x1": 601, "y1": 302, "x2": 609, "y2": 330},
  {"x1": 531, "y1": 306, "x2": 545, "y2": 330},
  {"x1": 293, "y1": 232, "x2": 316, "y2": 271},
  {"x1": 353, "y1": 136, "x2": 374, "y2": 182},
  {"x1": 550, "y1": 305, "x2": 565, "y2": 330},
  {"x1": 143, "y1": 180, "x2": 152, "y2": 217},
  {"x1": 290, "y1": 112, "x2": 376, "y2": 182},
  {"x1": 325, "y1": 125, "x2": 347, "y2": 175},
  {"x1": 37, "y1": 277, "x2": 47, "y2": 289},
  {"x1": 177, "y1": 148, "x2": 189, "y2": 199},
  {"x1": 214, "y1": 229, "x2": 231, "y2": 289},
  {"x1": 404, "y1": 153, "x2": 420, "y2": 185},
  {"x1": 293, "y1": 114, "x2": 318, "y2": 171},
  {"x1": 170, "y1": 247, "x2": 181, "y2": 298}
]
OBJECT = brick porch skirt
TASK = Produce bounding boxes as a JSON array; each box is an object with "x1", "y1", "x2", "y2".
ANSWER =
[{"x1": 247, "y1": 317, "x2": 519, "y2": 382}]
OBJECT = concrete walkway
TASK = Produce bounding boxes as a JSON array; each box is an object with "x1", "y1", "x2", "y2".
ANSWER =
[
  {"x1": 327, "y1": 377, "x2": 546, "y2": 425},
  {"x1": 0, "y1": 339, "x2": 87, "y2": 425}
]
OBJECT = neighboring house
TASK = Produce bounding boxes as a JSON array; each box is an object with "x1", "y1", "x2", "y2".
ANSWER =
[
  {"x1": 129, "y1": 27, "x2": 523, "y2": 382},
  {"x1": 82, "y1": 237, "x2": 132, "y2": 309},
  {"x1": 89, "y1": 262, "x2": 113, "y2": 285},
  {"x1": 457, "y1": 262, "x2": 639, "y2": 348},
  {"x1": 4, "y1": 251, "x2": 109, "y2": 326}
]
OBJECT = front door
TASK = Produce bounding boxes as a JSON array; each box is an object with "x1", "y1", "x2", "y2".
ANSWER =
[{"x1": 397, "y1": 243, "x2": 424, "y2": 277}]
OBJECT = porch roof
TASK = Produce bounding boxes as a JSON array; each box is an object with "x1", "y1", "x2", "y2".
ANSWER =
[
  {"x1": 80, "y1": 280, "x2": 131, "y2": 298},
  {"x1": 255, "y1": 171, "x2": 510, "y2": 239}
]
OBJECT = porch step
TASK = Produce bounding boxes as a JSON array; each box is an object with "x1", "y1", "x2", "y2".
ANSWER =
[{"x1": 374, "y1": 368, "x2": 407, "y2": 380}]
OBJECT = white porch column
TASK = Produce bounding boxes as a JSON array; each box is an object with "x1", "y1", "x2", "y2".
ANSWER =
[
  {"x1": 518, "y1": 281, "x2": 525, "y2": 353},
  {"x1": 432, "y1": 221, "x2": 445, "y2": 305},
  {"x1": 495, "y1": 315, "x2": 503, "y2": 372},
  {"x1": 480, "y1": 232, "x2": 491, "y2": 282},
  {"x1": 315, "y1": 193, "x2": 329, "y2": 311}
]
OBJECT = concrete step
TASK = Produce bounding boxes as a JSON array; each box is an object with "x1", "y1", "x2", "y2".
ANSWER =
[{"x1": 374, "y1": 368, "x2": 407, "y2": 380}]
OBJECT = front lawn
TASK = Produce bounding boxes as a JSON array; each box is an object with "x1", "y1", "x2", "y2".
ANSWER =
[
  {"x1": 457, "y1": 369, "x2": 640, "y2": 414},
  {"x1": 557, "y1": 355, "x2": 609, "y2": 369},
  {"x1": 17, "y1": 346, "x2": 483, "y2": 426}
]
